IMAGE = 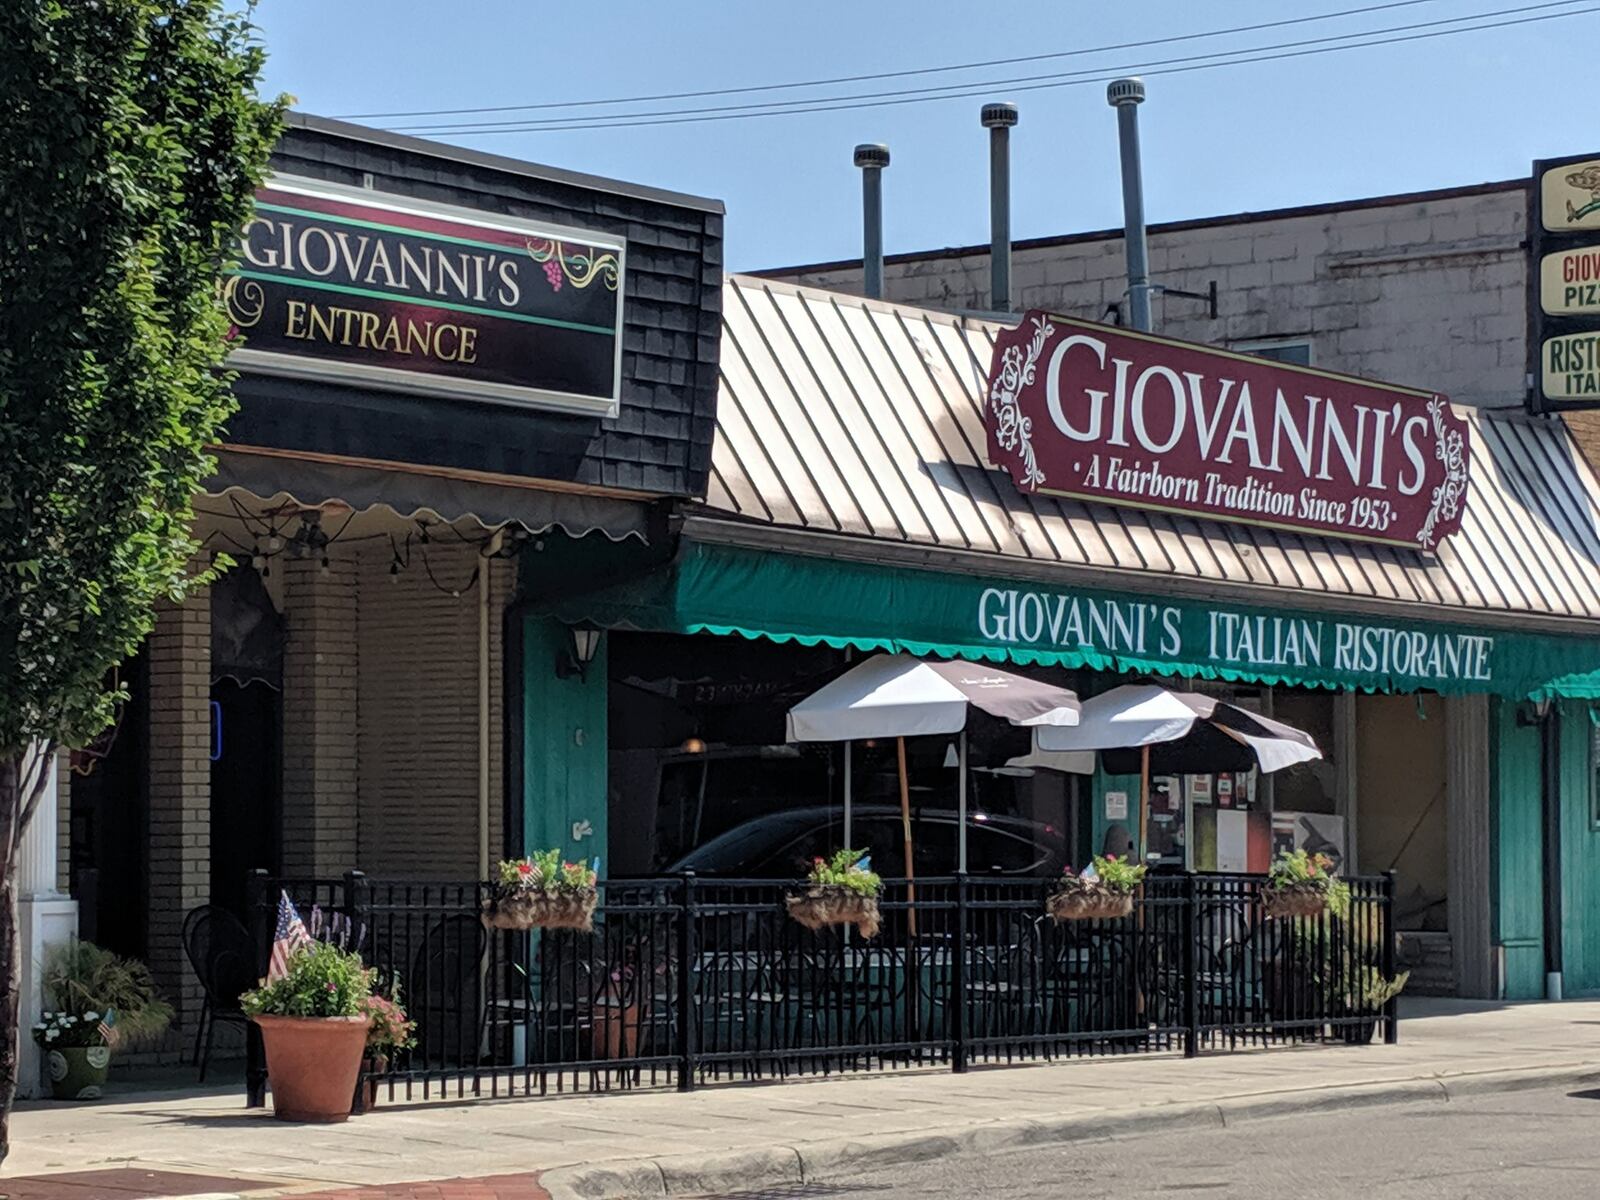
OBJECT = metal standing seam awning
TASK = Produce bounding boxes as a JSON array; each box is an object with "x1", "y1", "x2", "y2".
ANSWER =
[{"x1": 554, "y1": 275, "x2": 1600, "y2": 702}]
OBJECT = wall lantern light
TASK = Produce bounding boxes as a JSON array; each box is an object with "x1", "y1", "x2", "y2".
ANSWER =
[{"x1": 556, "y1": 622, "x2": 602, "y2": 681}]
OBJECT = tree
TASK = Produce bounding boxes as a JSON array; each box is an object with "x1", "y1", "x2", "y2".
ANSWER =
[{"x1": 0, "y1": 0, "x2": 282, "y2": 1159}]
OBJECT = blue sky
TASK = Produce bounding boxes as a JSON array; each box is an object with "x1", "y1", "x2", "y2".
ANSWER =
[{"x1": 255, "y1": 1, "x2": 1600, "y2": 272}]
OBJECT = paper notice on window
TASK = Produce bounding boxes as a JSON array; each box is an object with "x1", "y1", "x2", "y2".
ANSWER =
[
  {"x1": 1105, "y1": 790, "x2": 1129, "y2": 820},
  {"x1": 1216, "y1": 809, "x2": 1249, "y2": 872}
]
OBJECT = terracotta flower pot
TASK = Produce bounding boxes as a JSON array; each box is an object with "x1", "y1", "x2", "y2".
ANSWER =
[
  {"x1": 590, "y1": 1000, "x2": 643, "y2": 1060},
  {"x1": 357, "y1": 1053, "x2": 388, "y2": 1114},
  {"x1": 253, "y1": 1013, "x2": 371, "y2": 1123}
]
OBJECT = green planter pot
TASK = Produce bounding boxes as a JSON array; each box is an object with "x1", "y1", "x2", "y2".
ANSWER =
[{"x1": 46, "y1": 1045, "x2": 111, "y2": 1100}]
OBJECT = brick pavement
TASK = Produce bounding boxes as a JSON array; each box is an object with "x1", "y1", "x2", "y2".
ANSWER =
[{"x1": 279, "y1": 1173, "x2": 548, "y2": 1200}]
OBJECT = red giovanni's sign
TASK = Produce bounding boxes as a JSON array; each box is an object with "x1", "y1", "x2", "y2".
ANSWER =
[{"x1": 984, "y1": 313, "x2": 1470, "y2": 550}]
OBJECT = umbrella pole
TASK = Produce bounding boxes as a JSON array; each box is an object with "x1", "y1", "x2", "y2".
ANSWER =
[
  {"x1": 898, "y1": 736, "x2": 916, "y2": 936},
  {"x1": 958, "y1": 730, "x2": 968, "y2": 875},
  {"x1": 843, "y1": 740, "x2": 853, "y2": 851},
  {"x1": 1140, "y1": 744, "x2": 1151, "y2": 864},
  {"x1": 1136, "y1": 743, "x2": 1151, "y2": 1024}
]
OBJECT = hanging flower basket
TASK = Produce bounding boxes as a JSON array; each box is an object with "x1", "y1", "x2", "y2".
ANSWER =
[
  {"x1": 481, "y1": 887, "x2": 598, "y2": 932},
  {"x1": 786, "y1": 886, "x2": 882, "y2": 938},
  {"x1": 483, "y1": 852, "x2": 599, "y2": 932},
  {"x1": 1047, "y1": 886, "x2": 1134, "y2": 922},
  {"x1": 1261, "y1": 884, "x2": 1331, "y2": 921},
  {"x1": 1046, "y1": 855, "x2": 1144, "y2": 922}
]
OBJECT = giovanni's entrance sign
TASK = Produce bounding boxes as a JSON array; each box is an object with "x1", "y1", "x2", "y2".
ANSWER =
[
  {"x1": 985, "y1": 314, "x2": 1470, "y2": 550},
  {"x1": 223, "y1": 176, "x2": 626, "y2": 415}
]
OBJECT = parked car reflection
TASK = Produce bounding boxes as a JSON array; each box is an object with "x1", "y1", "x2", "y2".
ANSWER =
[{"x1": 667, "y1": 805, "x2": 1068, "y2": 879}]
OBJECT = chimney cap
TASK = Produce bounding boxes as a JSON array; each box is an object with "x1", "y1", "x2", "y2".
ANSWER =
[
  {"x1": 853, "y1": 143, "x2": 891, "y2": 169},
  {"x1": 980, "y1": 101, "x2": 1018, "y2": 128},
  {"x1": 1106, "y1": 77, "x2": 1145, "y2": 107}
]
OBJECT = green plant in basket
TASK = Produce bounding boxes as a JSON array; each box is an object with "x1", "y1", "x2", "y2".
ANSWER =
[
  {"x1": 241, "y1": 940, "x2": 374, "y2": 1019},
  {"x1": 1089, "y1": 854, "x2": 1146, "y2": 894},
  {"x1": 1266, "y1": 848, "x2": 1350, "y2": 918},
  {"x1": 497, "y1": 848, "x2": 597, "y2": 894},
  {"x1": 807, "y1": 849, "x2": 883, "y2": 897}
]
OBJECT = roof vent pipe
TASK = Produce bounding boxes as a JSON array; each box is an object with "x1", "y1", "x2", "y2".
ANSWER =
[
  {"x1": 854, "y1": 143, "x2": 890, "y2": 299},
  {"x1": 1106, "y1": 77, "x2": 1152, "y2": 332},
  {"x1": 980, "y1": 102, "x2": 1018, "y2": 313}
]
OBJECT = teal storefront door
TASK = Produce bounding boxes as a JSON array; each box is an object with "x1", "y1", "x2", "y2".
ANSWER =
[
  {"x1": 1560, "y1": 702, "x2": 1600, "y2": 996},
  {"x1": 519, "y1": 615, "x2": 609, "y2": 873}
]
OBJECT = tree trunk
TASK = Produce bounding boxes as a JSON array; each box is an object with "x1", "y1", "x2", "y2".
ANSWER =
[
  {"x1": 0, "y1": 746, "x2": 54, "y2": 1167},
  {"x1": 0, "y1": 753, "x2": 23, "y2": 1166}
]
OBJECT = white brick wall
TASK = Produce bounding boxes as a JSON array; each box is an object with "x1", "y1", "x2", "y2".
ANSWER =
[{"x1": 769, "y1": 183, "x2": 1530, "y2": 407}]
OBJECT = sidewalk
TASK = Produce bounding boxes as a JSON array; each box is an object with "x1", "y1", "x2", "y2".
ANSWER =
[{"x1": 5, "y1": 999, "x2": 1599, "y2": 1199}]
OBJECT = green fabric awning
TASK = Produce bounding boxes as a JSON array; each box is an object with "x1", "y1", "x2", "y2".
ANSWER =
[{"x1": 552, "y1": 539, "x2": 1600, "y2": 701}]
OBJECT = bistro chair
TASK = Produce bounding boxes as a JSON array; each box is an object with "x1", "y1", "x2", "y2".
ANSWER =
[
  {"x1": 181, "y1": 905, "x2": 258, "y2": 1082},
  {"x1": 409, "y1": 913, "x2": 487, "y2": 1069}
]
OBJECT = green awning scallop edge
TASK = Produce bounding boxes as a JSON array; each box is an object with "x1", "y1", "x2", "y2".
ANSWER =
[{"x1": 552, "y1": 539, "x2": 1600, "y2": 701}]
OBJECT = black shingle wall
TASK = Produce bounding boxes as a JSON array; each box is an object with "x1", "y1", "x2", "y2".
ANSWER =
[{"x1": 226, "y1": 118, "x2": 724, "y2": 500}]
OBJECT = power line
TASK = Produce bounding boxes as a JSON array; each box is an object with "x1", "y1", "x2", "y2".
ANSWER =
[
  {"x1": 336, "y1": 0, "x2": 1449, "y2": 121},
  {"x1": 392, "y1": 4, "x2": 1596, "y2": 136},
  {"x1": 390, "y1": 1, "x2": 1582, "y2": 134}
]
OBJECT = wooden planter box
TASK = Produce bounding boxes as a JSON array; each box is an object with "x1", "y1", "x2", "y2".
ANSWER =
[
  {"x1": 481, "y1": 887, "x2": 598, "y2": 932},
  {"x1": 1046, "y1": 887, "x2": 1134, "y2": 922},
  {"x1": 785, "y1": 886, "x2": 882, "y2": 938},
  {"x1": 1261, "y1": 884, "x2": 1330, "y2": 921}
]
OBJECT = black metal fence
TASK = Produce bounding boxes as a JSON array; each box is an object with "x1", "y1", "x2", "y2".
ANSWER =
[{"x1": 245, "y1": 870, "x2": 1397, "y2": 1107}]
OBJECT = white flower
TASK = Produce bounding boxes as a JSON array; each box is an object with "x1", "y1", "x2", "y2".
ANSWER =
[
  {"x1": 84, "y1": 1011, "x2": 98, "y2": 1021},
  {"x1": 45, "y1": 1030, "x2": 57, "y2": 1041},
  {"x1": 32, "y1": 1023, "x2": 44, "y2": 1031}
]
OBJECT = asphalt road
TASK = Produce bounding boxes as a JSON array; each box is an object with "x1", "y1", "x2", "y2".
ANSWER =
[{"x1": 721, "y1": 1085, "x2": 1600, "y2": 1200}]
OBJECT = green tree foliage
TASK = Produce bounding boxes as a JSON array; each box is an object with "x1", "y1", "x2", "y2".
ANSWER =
[{"x1": 0, "y1": 0, "x2": 283, "y2": 1160}]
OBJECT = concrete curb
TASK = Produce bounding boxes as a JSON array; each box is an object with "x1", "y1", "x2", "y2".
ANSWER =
[{"x1": 538, "y1": 1065, "x2": 1600, "y2": 1200}]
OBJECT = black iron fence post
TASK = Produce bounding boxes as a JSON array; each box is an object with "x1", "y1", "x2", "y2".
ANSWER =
[
  {"x1": 1383, "y1": 870, "x2": 1400, "y2": 1045},
  {"x1": 1182, "y1": 873, "x2": 1199, "y2": 1058},
  {"x1": 952, "y1": 872, "x2": 969, "y2": 1073},
  {"x1": 342, "y1": 870, "x2": 370, "y2": 948},
  {"x1": 343, "y1": 870, "x2": 371, "y2": 1115},
  {"x1": 676, "y1": 871, "x2": 698, "y2": 1092},
  {"x1": 245, "y1": 869, "x2": 271, "y2": 1107}
]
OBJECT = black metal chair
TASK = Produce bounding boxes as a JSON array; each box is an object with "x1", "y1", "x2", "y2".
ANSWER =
[
  {"x1": 409, "y1": 913, "x2": 488, "y2": 1068},
  {"x1": 181, "y1": 905, "x2": 258, "y2": 1082}
]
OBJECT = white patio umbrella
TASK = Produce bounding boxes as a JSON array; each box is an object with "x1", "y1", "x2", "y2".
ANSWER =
[
  {"x1": 1034, "y1": 683, "x2": 1323, "y2": 857},
  {"x1": 787, "y1": 655, "x2": 1081, "y2": 889}
]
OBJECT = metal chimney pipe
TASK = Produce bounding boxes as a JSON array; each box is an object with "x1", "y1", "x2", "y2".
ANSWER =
[
  {"x1": 1106, "y1": 78, "x2": 1152, "y2": 332},
  {"x1": 854, "y1": 143, "x2": 890, "y2": 299},
  {"x1": 980, "y1": 102, "x2": 1018, "y2": 313}
]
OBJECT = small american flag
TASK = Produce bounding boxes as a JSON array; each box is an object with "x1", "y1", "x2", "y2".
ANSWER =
[
  {"x1": 268, "y1": 891, "x2": 311, "y2": 983},
  {"x1": 96, "y1": 1009, "x2": 117, "y2": 1045}
]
